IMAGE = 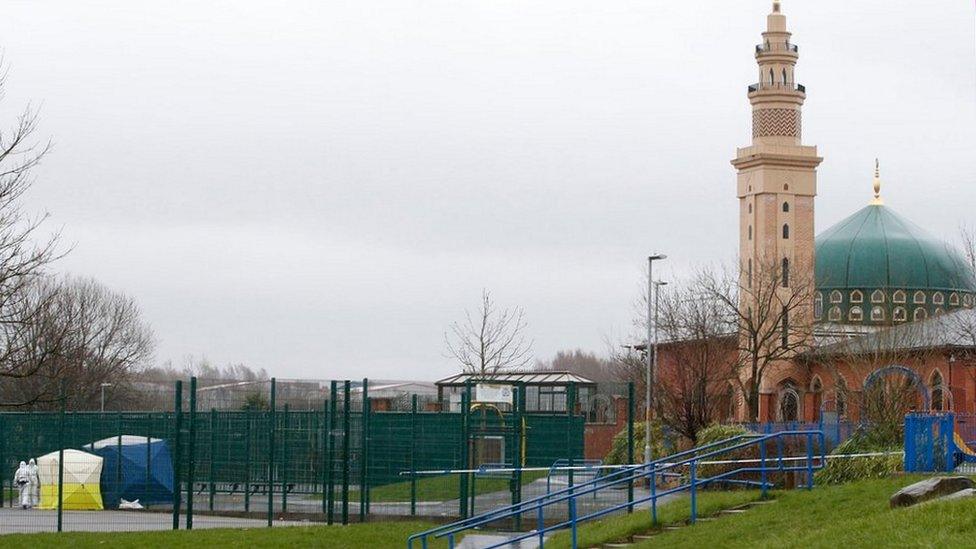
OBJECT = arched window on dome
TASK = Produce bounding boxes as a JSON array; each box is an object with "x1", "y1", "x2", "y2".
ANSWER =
[
  {"x1": 782, "y1": 224, "x2": 790, "y2": 239},
  {"x1": 914, "y1": 308, "x2": 928, "y2": 322},
  {"x1": 871, "y1": 290, "x2": 885, "y2": 304},
  {"x1": 914, "y1": 291, "x2": 927, "y2": 304},
  {"x1": 893, "y1": 306, "x2": 907, "y2": 322},
  {"x1": 828, "y1": 306, "x2": 842, "y2": 322},
  {"x1": 893, "y1": 290, "x2": 906, "y2": 304},
  {"x1": 965, "y1": 294, "x2": 973, "y2": 308},
  {"x1": 933, "y1": 292, "x2": 945, "y2": 305},
  {"x1": 814, "y1": 293, "x2": 824, "y2": 320},
  {"x1": 871, "y1": 306, "x2": 885, "y2": 322},
  {"x1": 931, "y1": 370, "x2": 945, "y2": 412},
  {"x1": 850, "y1": 290, "x2": 863, "y2": 304},
  {"x1": 950, "y1": 292, "x2": 960, "y2": 306},
  {"x1": 849, "y1": 306, "x2": 863, "y2": 322},
  {"x1": 830, "y1": 290, "x2": 842, "y2": 304},
  {"x1": 935, "y1": 307, "x2": 945, "y2": 316},
  {"x1": 782, "y1": 201, "x2": 790, "y2": 213}
]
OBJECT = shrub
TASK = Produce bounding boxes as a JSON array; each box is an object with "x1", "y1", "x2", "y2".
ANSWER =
[
  {"x1": 603, "y1": 420, "x2": 672, "y2": 465},
  {"x1": 814, "y1": 427, "x2": 902, "y2": 485}
]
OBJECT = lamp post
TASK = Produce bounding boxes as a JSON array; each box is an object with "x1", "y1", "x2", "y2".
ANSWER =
[
  {"x1": 100, "y1": 383, "x2": 113, "y2": 413},
  {"x1": 645, "y1": 254, "x2": 667, "y2": 464}
]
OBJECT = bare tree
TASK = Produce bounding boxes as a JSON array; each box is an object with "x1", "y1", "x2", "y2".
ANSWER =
[
  {"x1": 0, "y1": 276, "x2": 156, "y2": 409},
  {"x1": 699, "y1": 257, "x2": 816, "y2": 422},
  {"x1": 654, "y1": 281, "x2": 738, "y2": 442},
  {"x1": 536, "y1": 349, "x2": 614, "y2": 381},
  {"x1": 445, "y1": 290, "x2": 533, "y2": 375}
]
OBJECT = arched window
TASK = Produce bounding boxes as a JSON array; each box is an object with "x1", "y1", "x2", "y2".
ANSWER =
[
  {"x1": 950, "y1": 292, "x2": 960, "y2": 306},
  {"x1": 914, "y1": 307, "x2": 928, "y2": 321},
  {"x1": 871, "y1": 306, "x2": 885, "y2": 322},
  {"x1": 782, "y1": 68, "x2": 788, "y2": 85},
  {"x1": 893, "y1": 306, "x2": 907, "y2": 322},
  {"x1": 850, "y1": 290, "x2": 863, "y2": 304},
  {"x1": 814, "y1": 293, "x2": 824, "y2": 320},
  {"x1": 965, "y1": 294, "x2": 973, "y2": 308},
  {"x1": 836, "y1": 377, "x2": 848, "y2": 418},
  {"x1": 782, "y1": 224, "x2": 790, "y2": 239},
  {"x1": 783, "y1": 183, "x2": 789, "y2": 191},
  {"x1": 933, "y1": 292, "x2": 945, "y2": 305},
  {"x1": 871, "y1": 289, "x2": 885, "y2": 303},
  {"x1": 830, "y1": 290, "x2": 843, "y2": 304},
  {"x1": 914, "y1": 291, "x2": 927, "y2": 304},
  {"x1": 931, "y1": 371, "x2": 944, "y2": 412},
  {"x1": 849, "y1": 306, "x2": 863, "y2": 322},
  {"x1": 779, "y1": 383, "x2": 800, "y2": 422},
  {"x1": 782, "y1": 201, "x2": 790, "y2": 212},
  {"x1": 748, "y1": 258, "x2": 753, "y2": 288},
  {"x1": 828, "y1": 306, "x2": 842, "y2": 322},
  {"x1": 935, "y1": 307, "x2": 945, "y2": 316},
  {"x1": 810, "y1": 376, "x2": 823, "y2": 419},
  {"x1": 769, "y1": 68, "x2": 775, "y2": 84},
  {"x1": 782, "y1": 258, "x2": 790, "y2": 287},
  {"x1": 893, "y1": 290, "x2": 906, "y2": 304}
]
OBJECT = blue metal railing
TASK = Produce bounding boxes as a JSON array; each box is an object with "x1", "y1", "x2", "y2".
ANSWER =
[{"x1": 407, "y1": 430, "x2": 825, "y2": 549}]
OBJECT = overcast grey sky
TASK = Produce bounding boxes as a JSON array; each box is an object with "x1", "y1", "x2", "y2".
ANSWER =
[{"x1": 1, "y1": 1, "x2": 973, "y2": 381}]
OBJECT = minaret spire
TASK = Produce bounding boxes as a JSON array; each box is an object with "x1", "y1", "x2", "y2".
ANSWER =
[
  {"x1": 773, "y1": 1, "x2": 781, "y2": 13},
  {"x1": 871, "y1": 159, "x2": 884, "y2": 205}
]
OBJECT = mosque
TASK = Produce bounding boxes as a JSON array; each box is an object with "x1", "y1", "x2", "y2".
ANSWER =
[{"x1": 709, "y1": 1, "x2": 976, "y2": 422}]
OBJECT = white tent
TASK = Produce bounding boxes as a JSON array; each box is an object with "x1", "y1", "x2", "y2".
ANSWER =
[{"x1": 36, "y1": 449, "x2": 104, "y2": 510}]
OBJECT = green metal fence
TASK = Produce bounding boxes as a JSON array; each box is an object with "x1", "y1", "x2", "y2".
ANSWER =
[{"x1": 0, "y1": 376, "x2": 611, "y2": 535}]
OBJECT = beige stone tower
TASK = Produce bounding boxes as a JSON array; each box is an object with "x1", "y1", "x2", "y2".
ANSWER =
[{"x1": 731, "y1": 1, "x2": 822, "y2": 420}]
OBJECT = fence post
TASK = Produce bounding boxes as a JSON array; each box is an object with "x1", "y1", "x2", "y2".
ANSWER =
[
  {"x1": 566, "y1": 382, "x2": 576, "y2": 524},
  {"x1": 512, "y1": 384, "x2": 523, "y2": 531},
  {"x1": 359, "y1": 378, "x2": 369, "y2": 521},
  {"x1": 187, "y1": 376, "x2": 197, "y2": 529},
  {"x1": 282, "y1": 403, "x2": 289, "y2": 513},
  {"x1": 0, "y1": 414, "x2": 5, "y2": 509},
  {"x1": 327, "y1": 381, "x2": 337, "y2": 524},
  {"x1": 627, "y1": 382, "x2": 635, "y2": 512},
  {"x1": 267, "y1": 378, "x2": 276, "y2": 527},
  {"x1": 410, "y1": 394, "x2": 418, "y2": 517},
  {"x1": 57, "y1": 384, "x2": 65, "y2": 533},
  {"x1": 321, "y1": 397, "x2": 330, "y2": 517},
  {"x1": 459, "y1": 386, "x2": 471, "y2": 519},
  {"x1": 172, "y1": 380, "x2": 183, "y2": 531},
  {"x1": 116, "y1": 413, "x2": 123, "y2": 510},
  {"x1": 341, "y1": 380, "x2": 351, "y2": 525},
  {"x1": 244, "y1": 410, "x2": 252, "y2": 513},
  {"x1": 209, "y1": 408, "x2": 216, "y2": 512},
  {"x1": 689, "y1": 461, "x2": 697, "y2": 524}
]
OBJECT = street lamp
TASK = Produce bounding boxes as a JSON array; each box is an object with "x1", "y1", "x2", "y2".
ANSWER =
[
  {"x1": 645, "y1": 254, "x2": 667, "y2": 464},
  {"x1": 100, "y1": 383, "x2": 113, "y2": 413}
]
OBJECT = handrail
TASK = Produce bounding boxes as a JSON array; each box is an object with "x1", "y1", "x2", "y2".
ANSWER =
[
  {"x1": 747, "y1": 82, "x2": 806, "y2": 93},
  {"x1": 407, "y1": 430, "x2": 825, "y2": 549},
  {"x1": 406, "y1": 433, "x2": 767, "y2": 544},
  {"x1": 755, "y1": 43, "x2": 799, "y2": 54}
]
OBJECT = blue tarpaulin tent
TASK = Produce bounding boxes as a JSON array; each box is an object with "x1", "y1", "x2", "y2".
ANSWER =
[{"x1": 84, "y1": 436, "x2": 174, "y2": 508}]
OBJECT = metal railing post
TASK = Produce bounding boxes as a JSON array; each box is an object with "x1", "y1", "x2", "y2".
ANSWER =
[
  {"x1": 459, "y1": 384, "x2": 471, "y2": 519},
  {"x1": 282, "y1": 403, "x2": 289, "y2": 513},
  {"x1": 806, "y1": 432, "x2": 814, "y2": 489},
  {"x1": 650, "y1": 467, "x2": 657, "y2": 525},
  {"x1": 342, "y1": 380, "x2": 351, "y2": 525},
  {"x1": 57, "y1": 385, "x2": 65, "y2": 533},
  {"x1": 359, "y1": 378, "x2": 369, "y2": 521},
  {"x1": 410, "y1": 394, "x2": 418, "y2": 516},
  {"x1": 209, "y1": 408, "x2": 216, "y2": 512},
  {"x1": 689, "y1": 461, "x2": 697, "y2": 524},
  {"x1": 760, "y1": 438, "x2": 768, "y2": 499},
  {"x1": 244, "y1": 410, "x2": 251, "y2": 513},
  {"x1": 327, "y1": 381, "x2": 337, "y2": 524},
  {"x1": 321, "y1": 397, "x2": 330, "y2": 516},
  {"x1": 626, "y1": 382, "x2": 635, "y2": 512}
]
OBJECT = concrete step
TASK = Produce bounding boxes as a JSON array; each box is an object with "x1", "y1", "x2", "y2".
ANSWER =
[
  {"x1": 602, "y1": 544, "x2": 633, "y2": 548},
  {"x1": 719, "y1": 509, "x2": 748, "y2": 514},
  {"x1": 632, "y1": 534, "x2": 657, "y2": 541}
]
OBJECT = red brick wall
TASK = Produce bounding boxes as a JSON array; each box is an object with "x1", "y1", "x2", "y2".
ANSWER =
[{"x1": 583, "y1": 397, "x2": 629, "y2": 460}]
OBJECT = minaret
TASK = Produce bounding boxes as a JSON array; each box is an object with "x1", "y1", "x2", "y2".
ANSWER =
[
  {"x1": 732, "y1": 2, "x2": 822, "y2": 422},
  {"x1": 732, "y1": 0, "x2": 822, "y2": 306}
]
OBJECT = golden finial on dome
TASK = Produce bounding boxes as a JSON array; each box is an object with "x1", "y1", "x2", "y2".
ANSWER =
[{"x1": 870, "y1": 158, "x2": 884, "y2": 205}]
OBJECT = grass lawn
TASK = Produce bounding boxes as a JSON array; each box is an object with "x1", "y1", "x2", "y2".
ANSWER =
[
  {"x1": 632, "y1": 475, "x2": 976, "y2": 548},
  {"x1": 348, "y1": 471, "x2": 548, "y2": 503},
  {"x1": 0, "y1": 521, "x2": 447, "y2": 548},
  {"x1": 545, "y1": 490, "x2": 761, "y2": 549}
]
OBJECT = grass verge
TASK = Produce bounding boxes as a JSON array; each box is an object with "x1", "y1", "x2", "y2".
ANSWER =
[{"x1": 633, "y1": 475, "x2": 976, "y2": 548}]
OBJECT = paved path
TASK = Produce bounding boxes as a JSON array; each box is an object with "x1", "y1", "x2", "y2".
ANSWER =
[{"x1": 0, "y1": 508, "x2": 308, "y2": 535}]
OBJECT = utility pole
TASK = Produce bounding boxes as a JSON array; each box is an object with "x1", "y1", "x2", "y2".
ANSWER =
[{"x1": 645, "y1": 254, "x2": 666, "y2": 464}]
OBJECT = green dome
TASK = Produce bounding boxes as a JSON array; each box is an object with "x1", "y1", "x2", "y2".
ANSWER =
[{"x1": 815, "y1": 204, "x2": 976, "y2": 292}]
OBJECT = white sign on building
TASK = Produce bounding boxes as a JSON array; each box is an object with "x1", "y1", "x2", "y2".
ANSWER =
[{"x1": 475, "y1": 383, "x2": 514, "y2": 404}]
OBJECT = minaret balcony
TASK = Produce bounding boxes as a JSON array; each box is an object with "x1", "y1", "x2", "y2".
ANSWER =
[
  {"x1": 747, "y1": 82, "x2": 806, "y2": 94},
  {"x1": 755, "y1": 43, "x2": 798, "y2": 54}
]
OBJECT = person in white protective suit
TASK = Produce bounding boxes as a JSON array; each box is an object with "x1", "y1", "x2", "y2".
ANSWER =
[
  {"x1": 27, "y1": 458, "x2": 39, "y2": 508},
  {"x1": 13, "y1": 461, "x2": 29, "y2": 509}
]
